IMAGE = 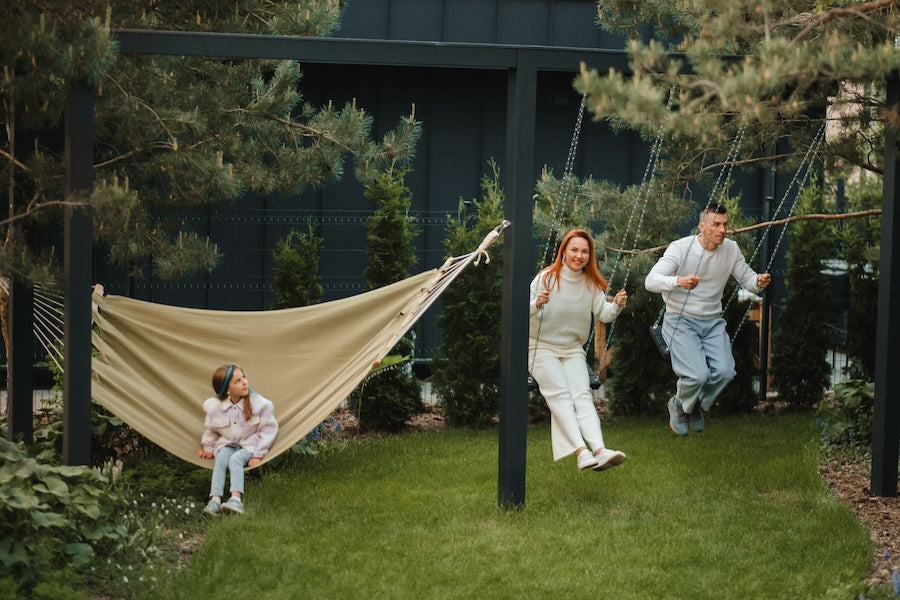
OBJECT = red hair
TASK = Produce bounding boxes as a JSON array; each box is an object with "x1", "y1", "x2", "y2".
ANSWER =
[{"x1": 541, "y1": 229, "x2": 609, "y2": 292}]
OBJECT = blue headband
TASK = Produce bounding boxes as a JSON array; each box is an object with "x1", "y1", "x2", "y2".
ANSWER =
[{"x1": 217, "y1": 364, "x2": 235, "y2": 397}]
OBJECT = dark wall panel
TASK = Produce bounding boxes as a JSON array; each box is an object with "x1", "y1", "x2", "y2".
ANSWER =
[
  {"x1": 389, "y1": 0, "x2": 445, "y2": 41},
  {"x1": 337, "y1": 0, "x2": 618, "y2": 49},
  {"x1": 445, "y1": 1, "x2": 499, "y2": 43}
]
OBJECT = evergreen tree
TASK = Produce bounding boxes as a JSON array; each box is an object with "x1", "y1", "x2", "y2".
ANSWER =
[
  {"x1": 0, "y1": 1, "x2": 420, "y2": 282},
  {"x1": 431, "y1": 161, "x2": 505, "y2": 427},
  {"x1": 349, "y1": 168, "x2": 423, "y2": 432},
  {"x1": 578, "y1": 0, "x2": 898, "y2": 189},
  {"x1": 771, "y1": 184, "x2": 833, "y2": 408},
  {"x1": 0, "y1": 0, "x2": 422, "y2": 359},
  {"x1": 835, "y1": 174, "x2": 881, "y2": 380},
  {"x1": 271, "y1": 222, "x2": 323, "y2": 309}
]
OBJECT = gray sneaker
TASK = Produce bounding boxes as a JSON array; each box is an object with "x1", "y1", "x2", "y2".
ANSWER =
[
  {"x1": 688, "y1": 409, "x2": 705, "y2": 433},
  {"x1": 203, "y1": 498, "x2": 221, "y2": 516},
  {"x1": 668, "y1": 397, "x2": 689, "y2": 436},
  {"x1": 221, "y1": 496, "x2": 244, "y2": 515}
]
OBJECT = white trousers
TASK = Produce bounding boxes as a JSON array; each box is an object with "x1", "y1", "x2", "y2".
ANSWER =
[{"x1": 531, "y1": 350, "x2": 604, "y2": 461}]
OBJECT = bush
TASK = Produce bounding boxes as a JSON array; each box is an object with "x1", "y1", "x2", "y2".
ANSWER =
[
  {"x1": 431, "y1": 161, "x2": 505, "y2": 427},
  {"x1": 348, "y1": 168, "x2": 423, "y2": 431},
  {"x1": 0, "y1": 437, "x2": 126, "y2": 596},
  {"x1": 771, "y1": 184, "x2": 833, "y2": 408},
  {"x1": 815, "y1": 379, "x2": 874, "y2": 450},
  {"x1": 271, "y1": 222, "x2": 324, "y2": 309}
]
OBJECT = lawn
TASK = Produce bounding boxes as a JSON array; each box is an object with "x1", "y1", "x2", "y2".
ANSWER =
[{"x1": 146, "y1": 413, "x2": 873, "y2": 599}]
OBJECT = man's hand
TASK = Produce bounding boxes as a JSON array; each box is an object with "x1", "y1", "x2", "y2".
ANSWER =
[
  {"x1": 677, "y1": 274, "x2": 701, "y2": 290},
  {"x1": 198, "y1": 449, "x2": 213, "y2": 459},
  {"x1": 757, "y1": 273, "x2": 772, "y2": 289}
]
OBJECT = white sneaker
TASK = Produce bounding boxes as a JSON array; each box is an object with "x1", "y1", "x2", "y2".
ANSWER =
[
  {"x1": 593, "y1": 448, "x2": 626, "y2": 471},
  {"x1": 576, "y1": 449, "x2": 599, "y2": 470}
]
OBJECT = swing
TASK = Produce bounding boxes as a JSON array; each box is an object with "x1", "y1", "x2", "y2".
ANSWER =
[
  {"x1": 527, "y1": 94, "x2": 603, "y2": 393},
  {"x1": 649, "y1": 120, "x2": 827, "y2": 357},
  {"x1": 648, "y1": 122, "x2": 748, "y2": 358},
  {"x1": 16, "y1": 222, "x2": 507, "y2": 468}
]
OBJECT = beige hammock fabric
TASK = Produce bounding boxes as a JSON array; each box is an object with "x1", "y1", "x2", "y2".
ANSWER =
[{"x1": 91, "y1": 222, "x2": 507, "y2": 469}]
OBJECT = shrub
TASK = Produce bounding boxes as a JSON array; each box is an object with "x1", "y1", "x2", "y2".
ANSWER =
[
  {"x1": 815, "y1": 379, "x2": 874, "y2": 450},
  {"x1": 271, "y1": 222, "x2": 324, "y2": 309},
  {"x1": 0, "y1": 437, "x2": 126, "y2": 596},
  {"x1": 771, "y1": 184, "x2": 833, "y2": 408},
  {"x1": 347, "y1": 168, "x2": 423, "y2": 431},
  {"x1": 431, "y1": 161, "x2": 505, "y2": 427}
]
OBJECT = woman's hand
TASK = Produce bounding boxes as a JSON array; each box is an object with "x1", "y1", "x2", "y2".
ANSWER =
[
  {"x1": 248, "y1": 457, "x2": 261, "y2": 468},
  {"x1": 613, "y1": 289, "x2": 628, "y2": 307},
  {"x1": 535, "y1": 288, "x2": 550, "y2": 309},
  {"x1": 198, "y1": 449, "x2": 213, "y2": 459}
]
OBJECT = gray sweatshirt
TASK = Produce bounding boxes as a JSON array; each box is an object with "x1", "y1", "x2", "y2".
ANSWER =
[{"x1": 644, "y1": 235, "x2": 762, "y2": 319}]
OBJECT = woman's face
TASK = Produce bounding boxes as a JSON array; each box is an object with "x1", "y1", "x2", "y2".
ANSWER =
[
  {"x1": 227, "y1": 368, "x2": 249, "y2": 400},
  {"x1": 563, "y1": 236, "x2": 591, "y2": 272}
]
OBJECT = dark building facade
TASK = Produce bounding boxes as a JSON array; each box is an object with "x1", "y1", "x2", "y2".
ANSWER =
[{"x1": 91, "y1": 1, "x2": 778, "y2": 359}]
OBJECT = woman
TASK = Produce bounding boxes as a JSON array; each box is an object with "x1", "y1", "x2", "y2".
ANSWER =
[
  {"x1": 529, "y1": 229, "x2": 628, "y2": 471},
  {"x1": 198, "y1": 363, "x2": 278, "y2": 515}
]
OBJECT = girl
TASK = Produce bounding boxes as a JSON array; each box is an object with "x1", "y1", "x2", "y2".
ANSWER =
[
  {"x1": 529, "y1": 229, "x2": 628, "y2": 471},
  {"x1": 198, "y1": 363, "x2": 278, "y2": 515}
]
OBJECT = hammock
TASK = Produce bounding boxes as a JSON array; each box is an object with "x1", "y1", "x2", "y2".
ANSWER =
[{"x1": 90, "y1": 222, "x2": 508, "y2": 469}]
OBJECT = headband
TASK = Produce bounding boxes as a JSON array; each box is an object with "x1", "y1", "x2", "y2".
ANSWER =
[{"x1": 217, "y1": 364, "x2": 235, "y2": 397}]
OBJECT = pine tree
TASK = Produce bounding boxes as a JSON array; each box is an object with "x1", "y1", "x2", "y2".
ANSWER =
[
  {"x1": 577, "y1": 0, "x2": 897, "y2": 190},
  {"x1": 431, "y1": 160, "x2": 505, "y2": 427},
  {"x1": 348, "y1": 168, "x2": 423, "y2": 432},
  {"x1": 1, "y1": 1, "x2": 421, "y2": 283},
  {"x1": 771, "y1": 184, "x2": 833, "y2": 408}
]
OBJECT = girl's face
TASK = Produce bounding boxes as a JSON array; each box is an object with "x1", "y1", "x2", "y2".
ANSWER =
[
  {"x1": 227, "y1": 368, "x2": 249, "y2": 400},
  {"x1": 563, "y1": 236, "x2": 591, "y2": 272}
]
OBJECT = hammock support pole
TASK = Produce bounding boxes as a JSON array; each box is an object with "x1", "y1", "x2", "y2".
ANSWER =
[
  {"x1": 7, "y1": 281, "x2": 33, "y2": 444},
  {"x1": 62, "y1": 80, "x2": 94, "y2": 467},
  {"x1": 497, "y1": 54, "x2": 537, "y2": 510},
  {"x1": 871, "y1": 70, "x2": 900, "y2": 497}
]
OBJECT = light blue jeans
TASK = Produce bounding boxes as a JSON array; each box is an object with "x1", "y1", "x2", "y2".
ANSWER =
[
  {"x1": 662, "y1": 313, "x2": 735, "y2": 414},
  {"x1": 210, "y1": 445, "x2": 253, "y2": 497}
]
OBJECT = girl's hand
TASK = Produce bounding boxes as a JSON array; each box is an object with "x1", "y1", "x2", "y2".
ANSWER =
[
  {"x1": 198, "y1": 449, "x2": 213, "y2": 459},
  {"x1": 248, "y1": 457, "x2": 261, "y2": 468},
  {"x1": 614, "y1": 289, "x2": 628, "y2": 307},
  {"x1": 535, "y1": 288, "x2": 550, "y2": 309}
]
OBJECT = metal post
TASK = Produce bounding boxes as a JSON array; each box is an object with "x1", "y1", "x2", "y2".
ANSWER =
[
  {"x1": 498, "y1": 50, "x2": 537, "y2": 509},
  {"x1": 8, "y1": 281, "x2": 34, "y2": 444},
  {"x1": 63, "y1": 81, "x2": 94, "y2": 466},
  {"x1": 871, "y1": 71, "x2": 900, "y2": 497},
  {"x1": 758, "y1": 166, "x2": 774, "y2": 405}
]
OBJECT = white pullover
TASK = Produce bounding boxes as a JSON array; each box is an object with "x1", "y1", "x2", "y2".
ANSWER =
[
  {"x1": 528, "y1": 266, "x2": 623, "y2": 358},
  {"x1": 644, "y1": 235, "x2": 762, "y2": 320}
]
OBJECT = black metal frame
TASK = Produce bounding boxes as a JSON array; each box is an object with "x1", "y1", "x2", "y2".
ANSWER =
[{"x1": 11, "y1": 31, "x2": 897, "y2": 504}]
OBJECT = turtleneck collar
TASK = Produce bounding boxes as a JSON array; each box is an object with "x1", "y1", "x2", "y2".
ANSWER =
[{"x1": 560, "y1": 265, "x2": 585, "y2": 282}]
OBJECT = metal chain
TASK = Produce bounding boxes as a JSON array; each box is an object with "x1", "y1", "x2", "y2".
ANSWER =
[{"x1": 728, "y1": 121, "x2": 826, "y2": 342}]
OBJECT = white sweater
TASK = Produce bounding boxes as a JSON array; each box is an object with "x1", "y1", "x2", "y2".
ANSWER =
[
  {"x1": 528, "y1": 265, "x2": 623, "y2": 358},
  {"x1": 644, "y1": 235, "x2": 762, "y2": 319}
]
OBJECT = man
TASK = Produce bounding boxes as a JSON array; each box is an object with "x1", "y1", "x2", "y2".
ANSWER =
[{"x1": 645, "y1": 202, "x2": 771, "y2": 435}]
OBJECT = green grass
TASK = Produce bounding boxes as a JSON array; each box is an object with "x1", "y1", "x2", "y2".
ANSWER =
[{"x1": 148, "y1": 414, "x2": 874, "y2": 599}]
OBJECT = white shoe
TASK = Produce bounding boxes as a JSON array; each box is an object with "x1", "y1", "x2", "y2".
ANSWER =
[
  {"x1": 593, "y1": 448, "x2": 626, "y2": 471},
  {"x1": 576, "y1": 449, "x2": 599, "y2": 470}
]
